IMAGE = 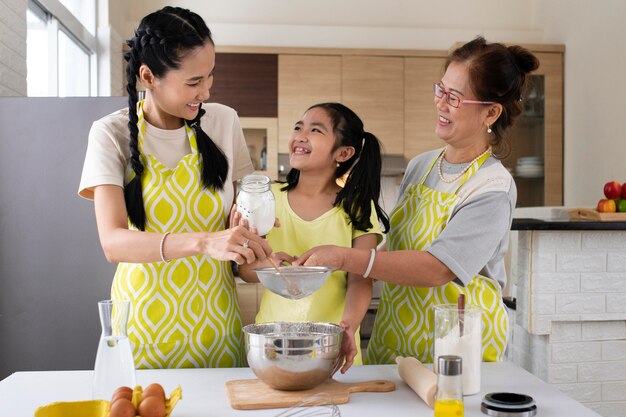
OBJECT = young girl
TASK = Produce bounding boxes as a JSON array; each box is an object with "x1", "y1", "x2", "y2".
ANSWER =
[
  {"x1": 239, "y1": 103, "x2": 389, "y2": 372},
  {"x1": 78, "y1": 6, "x2": 271, "y2": 369}
]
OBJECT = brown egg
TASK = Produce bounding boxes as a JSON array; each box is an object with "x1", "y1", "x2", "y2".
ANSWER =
[
  {"x1": 138, "y1": 395, "x2": 167, "y2": 417},
  {"x1": 109, "y1": 398, "x2": 136, "y2": 417},
  {"x1": 142, "y1": 383, "x2": 166, "y2": 400},
  {"x1": 111, "y1": 386, "x2": 134, "y2": 404}
]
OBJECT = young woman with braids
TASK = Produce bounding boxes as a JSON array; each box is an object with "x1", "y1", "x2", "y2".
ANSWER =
[
  {"x1": 78, "y1": 6, "x2": 272, "y2": 368},
  {"x1": 295, "y1": 38, "x2": 539, "y2": 365},
  {"x1": 239, "y1": 103, "x2": 389, "y2": 373}
]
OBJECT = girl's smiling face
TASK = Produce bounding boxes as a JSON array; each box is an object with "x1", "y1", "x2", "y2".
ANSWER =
[{"x1": 289, "y1": 107, "x2": 343, "y2": 172}]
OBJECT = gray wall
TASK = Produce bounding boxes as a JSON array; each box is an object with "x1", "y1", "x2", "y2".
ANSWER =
[{"x1": 0, "y1": 97, "x2": 126, "y2": 379}]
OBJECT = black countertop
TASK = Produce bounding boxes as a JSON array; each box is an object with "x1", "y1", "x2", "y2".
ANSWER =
[{"x1": 512, "y1": 218, "x2": 626, "y2": 231}]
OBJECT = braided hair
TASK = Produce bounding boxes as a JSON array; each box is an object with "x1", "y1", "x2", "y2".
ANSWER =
[
  {"x1": 123, "y1": 6, "x2": 228, "y2": 230},
  {"x1": 283, "y1": 103, "x2": 390, "y2": 233}
]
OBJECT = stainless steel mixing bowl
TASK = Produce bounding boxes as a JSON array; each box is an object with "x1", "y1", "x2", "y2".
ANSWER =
[
  {"x1": 254, "y1": 266, "x2": 333, "y2": 300},
  {"x1": 243, "y1": 322, "x2": 344, "y2": 391}
]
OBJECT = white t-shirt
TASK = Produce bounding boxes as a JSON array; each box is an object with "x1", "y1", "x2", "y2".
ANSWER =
[{"x1": 78, "y1": 103, "x2": 254, "y2": 216}]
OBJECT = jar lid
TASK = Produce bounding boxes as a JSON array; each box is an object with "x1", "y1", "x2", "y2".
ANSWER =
[
  {"x1": 438, "y1": 355, "x2": 462, "y2": 376},
  {"x1": 481, "y1": 392, "x2": 537, "y2": 417}
]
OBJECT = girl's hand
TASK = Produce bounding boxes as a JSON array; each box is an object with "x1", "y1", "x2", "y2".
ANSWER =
[
  {"x1": 205, "y1": 225, "x2": 273, "y2": 265},
  {"x1": 272, "y1": 251, "x2": 296, "y2": 265},
  {"x1": 293, "y1": 245, "x2": 346, "y2": 270},
  {"x1": 337, "y1": 320, "x2": 357, "y2": 374}
]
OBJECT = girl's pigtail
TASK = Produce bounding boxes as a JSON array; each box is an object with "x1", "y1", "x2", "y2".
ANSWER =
[{"x1": 336, "y1": 132, "x2": 390, "y2": 232}]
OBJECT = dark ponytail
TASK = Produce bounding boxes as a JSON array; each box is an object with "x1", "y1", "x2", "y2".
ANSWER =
[
  {"x1": 284, "y1": 103, "x2": 389, "y2": 233},
  {"x1": 186, "y1": 107, "x2": 228, "y2": 190},
  {"x1": 123, "y1": 6, "x2": 228, "y2": 230},
  {"x1": 338, "y1": 130, "x2": 390, "y2": 232}
]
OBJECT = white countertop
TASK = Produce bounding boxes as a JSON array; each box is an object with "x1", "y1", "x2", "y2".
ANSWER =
[{"x1": 0, "y1": 363, "x2": 600, "y2": 416}]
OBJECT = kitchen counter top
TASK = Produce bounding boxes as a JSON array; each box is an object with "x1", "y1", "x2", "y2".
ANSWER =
[
  {"x1": 512, "y1": 217, "x2": 626, "y2": 230},
  {"x1": 0, "y1": 363, "x2": 600, "y2": 416}
]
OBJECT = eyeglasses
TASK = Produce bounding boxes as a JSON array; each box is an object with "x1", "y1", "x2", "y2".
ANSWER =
[{"x1": 434, "y1": 83, "x2": 495, "y2": 108}]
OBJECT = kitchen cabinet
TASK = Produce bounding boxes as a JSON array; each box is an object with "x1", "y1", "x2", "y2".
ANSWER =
[
  {"x1": 240, "y1": 117, "x2": 278, "y2": 180},
  {"x1": 213, "y1": 44, "x2": 564, "y2": 206},
  {"x1": 277, "y1": 55, "x2": 342, "y2": 153},
  {"x1": 404, "y1": 56, "x2": 446, "y2": 160},
  {"x1": 209, "y1": 53, "x2": 278, "y2": 117},
  {"x1": 235, "y1": 280, "x2": 263, "y2": 326},
  {"x1": 501, "y1": 50, "x2": 564, "y2": 206},
  {"x1": 342, "y1": 56, "x2": 405, "y2": 155}
]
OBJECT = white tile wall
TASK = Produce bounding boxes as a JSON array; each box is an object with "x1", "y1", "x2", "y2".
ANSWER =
[
  {"x1": 513, "y1": 229, "x2": 626, "y2": 416},
  {"x1": 0, "y1": 0, "x2": 27, "y2": 96}
]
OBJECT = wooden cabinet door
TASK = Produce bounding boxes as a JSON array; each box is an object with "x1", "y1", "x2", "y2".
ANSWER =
[
  {"x1": 536, "y1": 52, "x2": 564, "y2": 206},
  {"x1": 278, "y1": 55, "x2": 341, "y2": 153},
  {"x1": 342, "y1": 56, "x2": 405, "y2": 155},
  {"x1": 404, "y1": 57, "x2": 446, "y2": 161}
]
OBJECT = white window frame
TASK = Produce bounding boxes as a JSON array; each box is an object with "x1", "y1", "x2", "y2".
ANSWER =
[{"x1": 28, "y1": 0, "x2": 98, "y2": 96}]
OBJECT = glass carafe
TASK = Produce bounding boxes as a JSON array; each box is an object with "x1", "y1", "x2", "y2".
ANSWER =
[
  {"x1": 92, "y1": 299, "x2": 136, "y2": 400},
  {"x1": 236, "y1": 174, "x2": 275, "y2": 236}
]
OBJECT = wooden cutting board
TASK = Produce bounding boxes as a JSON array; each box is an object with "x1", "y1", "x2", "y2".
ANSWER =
[
  {"x1": 225, "y1": 378, "x2": 395, "y2": 410},
  {"x1": 568, "y1": 208, "x2": 626, "y2": 221}
]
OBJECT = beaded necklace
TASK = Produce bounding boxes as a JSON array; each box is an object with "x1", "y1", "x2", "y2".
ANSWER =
[{"x1": 437, "y1": 146, "x2": 492, "y2": 183}]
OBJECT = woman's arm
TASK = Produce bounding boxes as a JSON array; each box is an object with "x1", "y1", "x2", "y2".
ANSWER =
[
  {"x1": 337, "y1": 233, "x2": 377, "y2": 373},
  {"x1": 294, "y1": 246, "x2": 455, "y2": 287},
  {"x1": 94, "y1": 185, "x2": 272, "y2": 264}
]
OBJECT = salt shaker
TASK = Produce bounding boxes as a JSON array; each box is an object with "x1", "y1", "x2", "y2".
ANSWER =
[
  {"x1": 236, "y1": 174, "x2": 275, "y2": 236},
  {"x1": 434, "y1": 355, "x2": 464, "y2": 417}
]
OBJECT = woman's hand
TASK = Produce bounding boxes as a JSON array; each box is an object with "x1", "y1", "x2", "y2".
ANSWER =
[
  {"x1": 272, "y1": 251, "x2": 296, "y2": 266},
  {"x1": 292, "y1": 245, "x2": 347, "y2": 270},
  {"x1": 205, "y1": 225, "x2": 273, "y2": 265},
  {"x1": 337, "y1": 320, "x2": 358, "y2": 374}
]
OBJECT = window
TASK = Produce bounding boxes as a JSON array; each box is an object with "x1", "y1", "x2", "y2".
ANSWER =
[{"x1": 26, "y1": 0, "x2": 97, "y2": 96}]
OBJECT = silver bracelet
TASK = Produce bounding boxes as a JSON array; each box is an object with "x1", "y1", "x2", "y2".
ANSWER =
[
  {"x1": 363, "y1": 248, "x2": 376, "y2": 278},
  {"x1": 159, "y1": 232, "x2": 171, "y2": 263}
]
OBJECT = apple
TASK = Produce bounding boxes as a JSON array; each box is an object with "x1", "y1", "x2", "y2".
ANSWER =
[
  {"x1": 604, "y1": 181, "x2": 622, "y2": 199},
  {"x1": 617, "y1": 199, "x2": 626, "y2": 213},
  {"x1": 622, "y1": 183, "x2": 626, "y2": 199},
  {"x1": 597, "y1": 199, "x2": 617, "y2": 213}
]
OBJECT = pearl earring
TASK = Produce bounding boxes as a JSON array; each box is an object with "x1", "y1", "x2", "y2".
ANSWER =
[
  {"x1": 487, "y1": 125, "x2": 492, "y2": 134},
  {"x1": 336, "y1": 162, "x2": 340, "y2": 167}
]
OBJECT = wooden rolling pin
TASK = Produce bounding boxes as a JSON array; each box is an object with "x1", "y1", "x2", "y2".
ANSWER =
[{"x1": 395, "y1": 356, "x2": 437, "y2": 408}]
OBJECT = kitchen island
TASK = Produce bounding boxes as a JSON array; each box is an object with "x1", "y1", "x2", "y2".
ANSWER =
[
  {"x1": 510, "y1": 216, "x2": 626, "y2": 417},
  {"x1": 0, "y1": 363, "x2": 599, "y2": 416}
]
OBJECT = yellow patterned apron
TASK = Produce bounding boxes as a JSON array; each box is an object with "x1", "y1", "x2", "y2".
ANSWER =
[
  {"x1": 112, "y1": 101, "x2": 243, "y2": 369},
  {"x1": 365, "y1": 150, "x2": 508, "y2": 365}
]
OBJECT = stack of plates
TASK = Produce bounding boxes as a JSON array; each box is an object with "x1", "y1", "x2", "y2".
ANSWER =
[{"x1": 516, "y1": 156, "x2": 544, "y2": 178}]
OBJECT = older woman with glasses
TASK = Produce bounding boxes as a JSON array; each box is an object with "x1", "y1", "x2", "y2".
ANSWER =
[{"x1": 294, "y1": 36, "x2": 539, "y2": 365}]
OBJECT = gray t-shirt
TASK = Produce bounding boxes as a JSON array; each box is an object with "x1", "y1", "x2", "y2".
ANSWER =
[{"x1": 396, "y1": 148, "x2": 517, "y2": 289}]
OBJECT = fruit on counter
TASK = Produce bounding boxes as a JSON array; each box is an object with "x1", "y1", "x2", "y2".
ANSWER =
[
  {"x1": 597, "y1": 199, "x2": 617, "y2": 213},
  {"x1": 622, "y1": 183, "x2": 626, "y2": 199},
  {"x1": 604, "y1": 181, "x2": 622, "y2": 199},
  {"x1": 109, "y1": 398, "x2": 136, "y2": 417},
  {"x1": 617, "y1": 199, "x2": 626, "y2": 213}
]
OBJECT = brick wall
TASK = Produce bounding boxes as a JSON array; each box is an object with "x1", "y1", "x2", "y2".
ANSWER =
[
  {"x1": 513, "y1": 229, "x2": 626, "y2": 417},
  {"x1": 0, "y1": 0, "x2": 27, "y2": 95}
]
